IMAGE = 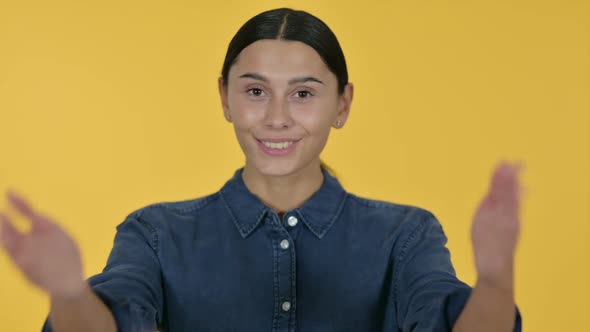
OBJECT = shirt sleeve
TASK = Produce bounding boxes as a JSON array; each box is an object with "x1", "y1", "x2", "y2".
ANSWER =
[
  {"x1": 393, "y1": 208, "x2": 522, "y2": 332},
  {"x1": 41, "y1": 211, "x2": 164, "y2": 332}
]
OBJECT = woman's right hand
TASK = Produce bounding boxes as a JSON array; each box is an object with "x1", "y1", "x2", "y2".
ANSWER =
[{"x1": 0, "y1": 190, "x2": 86, "y2": 300}]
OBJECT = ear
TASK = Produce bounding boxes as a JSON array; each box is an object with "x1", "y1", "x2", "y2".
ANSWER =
[
  {"x1": 334, "y1": 82, "x2": 354, "y2": 128},
  {"x1": 218, "y1": 77, "x2": 231, "y2": 122}
]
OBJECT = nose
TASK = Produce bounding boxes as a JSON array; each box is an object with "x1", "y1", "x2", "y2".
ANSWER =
[{"x1": 264, "y1": 97, "x2": 294, "y2": 129}]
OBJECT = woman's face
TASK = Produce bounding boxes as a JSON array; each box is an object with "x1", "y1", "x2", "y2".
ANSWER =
[{"x1": 219, "y1": 39, "x2": 353, "y2": 177}]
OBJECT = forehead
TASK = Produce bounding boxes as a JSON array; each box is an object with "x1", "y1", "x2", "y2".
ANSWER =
[{"x1": 230, "y1": 39, "x2": 333, "y2": 81}]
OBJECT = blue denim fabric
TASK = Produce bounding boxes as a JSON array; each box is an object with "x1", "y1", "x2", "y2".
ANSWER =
[{"x1": 42, "y1": 167, "x2": 522, "y2": 332}]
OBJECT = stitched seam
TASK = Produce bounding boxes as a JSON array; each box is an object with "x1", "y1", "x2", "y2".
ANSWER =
[
  {"x1": 391, "y1": 208, "x2": 429, "y2": 326},
  {"x1": 349, "y1": 193, "x2": 414, "y2": 211},
  {"x1": 136, "y1": 217, "x2": 159, "y2": 252},
  {"x1": 290, "y1": 230, "x2": 297, "y2": 331},
  {"x1": 142, "y1": 193, "x2": 218, "y2": 215},
  {"x1": 275, "y1": 220, "x2": 283, "y2": 331},
  {"x1": 127, "y1": 212, "x2": 163, "y2": 325},
  {"x1": 299, "y1": 209, "x2": 321, "y2": 238},
  {"x1": 219, "y1": 189, "x2": 246, "y2": 237},
  {"x1": 242, "y1": 207, "x2": 267, "y2": 234},
  {"x1": 317, "y1": 191, "x2": 349, "y2": 238},
  {"x1": 271, "y1": 229, "x2": 280, "y2": 332},
  {"x1": 299, "y1": 191, "x2": 350, "y2": 238}
]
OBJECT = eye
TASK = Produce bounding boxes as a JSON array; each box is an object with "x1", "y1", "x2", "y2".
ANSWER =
[
  {"x1": 295, "y1": 90, "x2": 313, "y2": 99},
  {"x1": 247, "y1": 88, "x2": 264, "y2": 97}
]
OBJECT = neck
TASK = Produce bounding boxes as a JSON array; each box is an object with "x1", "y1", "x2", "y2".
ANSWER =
[{"x1": 241, "y1": 161, "x2": 324, "y2": 215}]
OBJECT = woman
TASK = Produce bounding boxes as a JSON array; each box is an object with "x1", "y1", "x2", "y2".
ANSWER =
[{"x1": 0, "y1": 8, "x2": 522, "y2": 332}]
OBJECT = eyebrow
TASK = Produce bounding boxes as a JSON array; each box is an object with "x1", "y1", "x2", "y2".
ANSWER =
[{"x1": 238, "y1": 72, "x2": 324, "y2": 85}]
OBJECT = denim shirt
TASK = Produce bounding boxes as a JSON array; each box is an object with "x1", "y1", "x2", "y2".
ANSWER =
[{"x1": 42, "y1": 167, "x2": 521, "y2": 332}]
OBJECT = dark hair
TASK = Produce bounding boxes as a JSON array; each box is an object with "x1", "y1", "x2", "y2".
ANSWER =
[{"x1": 220, "y1": 8, "x2": 349, "y2": 95}]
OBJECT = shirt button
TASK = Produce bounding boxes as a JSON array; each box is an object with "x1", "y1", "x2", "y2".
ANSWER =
[
  {"x1": 287, "y1": 216, "x2": 298, "y2": 227},
  {"x1": 280, "y1": 239, "x2": 290, "y2": 249},
  {"x1": 282, "y1": 301, "x2": 291, "y2": 312}
]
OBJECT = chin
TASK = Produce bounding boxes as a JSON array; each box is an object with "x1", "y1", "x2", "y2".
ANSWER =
[
  {"x1": 241, "y1": 139, "x2": 320, "y2": 178},
  {"x1": 251, "y1": 160, "x2": 300, "y2": 177}
]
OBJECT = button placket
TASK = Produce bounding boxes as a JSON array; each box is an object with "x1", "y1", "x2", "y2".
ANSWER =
[{"x1": 270, "y1": 211, "x2": 297, "y2": 331}]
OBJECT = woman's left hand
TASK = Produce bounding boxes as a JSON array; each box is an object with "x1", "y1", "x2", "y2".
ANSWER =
[{"x1": 471, "y1": 161, "x2": 524, "y2": 288}]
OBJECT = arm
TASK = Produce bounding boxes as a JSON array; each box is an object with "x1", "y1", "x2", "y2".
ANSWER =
[
  {"x1": 43, "y1": 213, "x2": 165, "y2": 332},
  {"x1": 393, "y1": 192, "x2": 522, "y2": 331},
  {"x1": 393, "y1": 208, "x2": 473, "y2": 331},
  {"x1": 453, "y1": 276, "x2": 517, "y2": 332},
  {"x1": 453, "y1": 162, "x2": 524, "y2": 332},
  {"x1": 0, "y1": 189, "x2": 162, "y2": 332},
  {"x1": 46, "y1": 283, "x2": 116, "y2": 332},
  {"x1": 0, "y1": 190, "x2": 117, "y2": 332}
]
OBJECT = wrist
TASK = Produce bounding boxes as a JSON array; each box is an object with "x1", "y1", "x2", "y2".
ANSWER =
[
  {"x1": 476, "y1": 258, "x2": 515, "y2": 287},
  {"x1": 50, "y1": 280, "x2": 90, "y2": 302},
  {"x1": 476, "y1": 272, "x2": 515, "y2": 295}
]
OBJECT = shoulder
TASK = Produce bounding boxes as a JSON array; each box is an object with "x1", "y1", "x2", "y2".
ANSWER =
[
  {"x1": 343, "y1": 193, "x2": 445, "y2": 242},
  {"x1": 109, "y1": 192, "x2": 224, "y2": 252},
  {"x1": 346, "y1": 192, "x2": 437, "y2": 224},
  {"x1": 123, "y1": 192, "x2": 221, "y2": 225}
]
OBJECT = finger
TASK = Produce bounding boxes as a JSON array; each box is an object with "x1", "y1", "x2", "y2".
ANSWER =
[
  {"x1": 491, "y1": 161, "x2": 519, "y2": 193},
  {"x1": 0, "y1": 212, "x2": 24, "y2": 256},
  {"x1": 514, "y1": 162, "x2": 525, "y2": 201},
  {"x1": 6, "y1": 190, "x2": 39, "y2": 219},
  {"x1": 489, "y1": 161, "x2": 521, "y2": 211},
  {"x1": 513, "y1": 160, "x2": 525, "y2": 175},
  {"x1": 6, "y1": 190, "x2": 50, "y2": 232}
]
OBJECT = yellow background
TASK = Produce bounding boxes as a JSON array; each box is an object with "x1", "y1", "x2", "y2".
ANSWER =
[{"x1": 1, "y1": 0, "x2": 588, "y2": 331}]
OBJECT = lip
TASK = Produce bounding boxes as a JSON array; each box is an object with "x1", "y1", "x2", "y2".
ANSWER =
[
  {"x1": 256, "y1": 138, "x2": 301, "y2": 156},
  {"x1": 256, "y1": 137, "x2": 301, "y2": 143}
]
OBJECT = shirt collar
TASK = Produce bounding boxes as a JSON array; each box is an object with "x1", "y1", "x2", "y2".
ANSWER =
[{"x1": 219, "y1": 166, "x2": 348, "y2": 239}]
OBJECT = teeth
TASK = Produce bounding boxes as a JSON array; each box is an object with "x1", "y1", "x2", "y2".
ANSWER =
[{"x1": 262, "y1": 141, "x2": 294, "y2": 149}]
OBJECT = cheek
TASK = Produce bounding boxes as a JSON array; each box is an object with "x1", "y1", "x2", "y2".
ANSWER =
[
  {"x1": 294, "y1": 101, "x2": 337, "y2": 134},
  {"x1": 228, "y1": 97, "x2": 265, "y2": 128}
]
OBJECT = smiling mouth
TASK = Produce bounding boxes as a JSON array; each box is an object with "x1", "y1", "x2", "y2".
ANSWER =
[
  {"x1": 256, "y1": 138, "x2": 301, "y2": 152},
  {"x1": 260, "y1": 141, "x2": 294, "y2": 149}
]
